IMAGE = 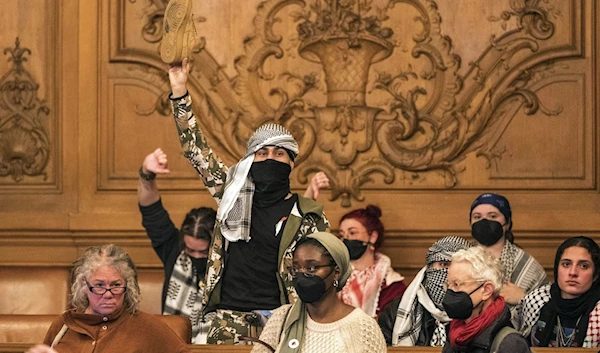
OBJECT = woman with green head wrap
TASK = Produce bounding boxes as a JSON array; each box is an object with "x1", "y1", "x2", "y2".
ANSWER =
[{"x1": 251, "y1": 231, "x2": 386, "y2": 353}]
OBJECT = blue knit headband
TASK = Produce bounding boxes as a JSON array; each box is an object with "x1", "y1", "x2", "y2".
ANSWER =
[{"x1": 470, "y1": 193, "x2": 512, "y2": 230}]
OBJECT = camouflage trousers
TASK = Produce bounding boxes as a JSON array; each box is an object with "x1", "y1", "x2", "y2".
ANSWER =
[{"x1": 206, "y1": 309, "x2": 273, "y2": 345}]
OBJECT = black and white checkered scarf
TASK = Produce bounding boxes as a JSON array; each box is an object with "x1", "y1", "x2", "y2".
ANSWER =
[
  {"x1": 216, "y1": 124, "x2": 298, "y2": 242},
  {"x1": 163, "y1": 251, "x2": 210, "y2": 343},
  {"x1": 392, "y1": 236, "x2": 471, "y2": 346}
]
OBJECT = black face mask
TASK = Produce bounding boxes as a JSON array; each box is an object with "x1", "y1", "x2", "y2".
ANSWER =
[
  {"x1": 191, "y1": 257, "x2": 208, "y2": 276},
  {"x1": 442, "y1": 282, "x2": 484, "y2": 320},
  {"x1": 343, "y1": 239, "x2": 369, "y2": 260},
  {"x1": 250, "y1": 159, "x2": 291, "y2": 207},
  {"x1": 471, "y1": 219, "x2": 504, "y2": 246},
  {"x1": 292, "y1": 269, "x2": 334, "y2": 303}
]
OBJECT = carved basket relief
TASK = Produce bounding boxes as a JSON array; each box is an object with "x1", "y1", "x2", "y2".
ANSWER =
[
  {"x1": 122, "y1": 0, "x2": 583, "y2": 207},
  {"x1": 0, "y1": 38, "x2": 50, "y2": 183}
]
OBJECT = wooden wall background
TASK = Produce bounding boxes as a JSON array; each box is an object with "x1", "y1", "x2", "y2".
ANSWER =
[{"x1": 0, "y1": 0, "x2": 598, "y2": 283}]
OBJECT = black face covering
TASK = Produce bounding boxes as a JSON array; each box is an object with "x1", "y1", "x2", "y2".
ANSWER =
[
  {"x1": 250, "y1": 159, "x2": 292, "y2": 208},
  {"x1": 292, "y1": 269, "x2": 334, "y2": 303},
  {"x1": 191, "y1": 257, "x2": 208, "y2": 277},
  {"x1": 442, "y1": 282, "x2": 484, "y2": 320},
  {"x1": 343, "y1": 239, "x2": 369, "y2": 260},
  {"x1": 471, "y1": 219, "x2": 504, "y2": 246}
]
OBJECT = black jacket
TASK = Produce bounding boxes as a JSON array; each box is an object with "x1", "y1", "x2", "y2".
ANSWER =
[
  {"x1": 139, "y1": 199, "x2": 181, "y2": 311},
  {"x1": 441, "y1": 304, "x2": 530, "y2": 353},
  {"x1": 378, "y1": 295, "x2": 400, "y2": 345},
  {"x1": 378, "y1": 296, "x2": 450, "y2": 346}
]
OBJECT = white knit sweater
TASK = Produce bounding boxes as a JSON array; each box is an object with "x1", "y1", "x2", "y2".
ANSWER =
[{"x1": 251, "y1": 305, "x2": 386, "y2": 353}]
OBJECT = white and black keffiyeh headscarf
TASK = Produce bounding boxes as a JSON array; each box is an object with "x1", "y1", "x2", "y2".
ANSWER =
[
  {"x1": 163, "y1": 251, "x2": 212, "y2": 343},
  {"x1": 216, "y1": 123, "x2": 298, "y2": 242},
  {"x1": 392, "y1": 236, "x2": 471, "y2": 346},
  {"x1": 424, "y1": 236, "x2": 472, "y2": 308}
]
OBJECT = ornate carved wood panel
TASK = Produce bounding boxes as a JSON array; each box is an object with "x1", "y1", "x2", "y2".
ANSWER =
[
  {"x1": 104, "y1": 0, "x2": 595, "y2": 204},
  {"x1": 0, "y1": 1, "x2": 58, "y2": 189},
  {"x1": 0, "y1": 0, "x2": 598, "y2": 279},
  {"x1": 0, "y1": 0, "x2": 78, "y2": 233}
]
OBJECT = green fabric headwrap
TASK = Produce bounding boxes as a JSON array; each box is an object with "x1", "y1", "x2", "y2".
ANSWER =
[{"x1": 278, "y1": 231, "x2": 350, "y2": 352}]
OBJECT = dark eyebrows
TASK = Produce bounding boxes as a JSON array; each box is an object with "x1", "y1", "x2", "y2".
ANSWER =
[{"x1": 560, "y1": 258, "x2": 592, "y2": 266}]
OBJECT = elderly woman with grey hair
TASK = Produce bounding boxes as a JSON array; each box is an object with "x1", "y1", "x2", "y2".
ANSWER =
[
  {"x1": 441, "y1": 246, "x2": 529, "y2": 353},
  {"x1": 251, "y1": 232, "x2": 386, "y2": 353},
  {"x1": 26, "y1": 244, "x2": 190, "y2": 353}
]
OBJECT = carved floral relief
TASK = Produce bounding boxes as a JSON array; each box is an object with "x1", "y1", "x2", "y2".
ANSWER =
[{"x1": 0, "y1": 38, "x2": 50, "y2": 183}]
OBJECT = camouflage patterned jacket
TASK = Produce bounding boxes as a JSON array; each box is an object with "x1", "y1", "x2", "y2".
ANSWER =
[{"x1": 170, "y1": 93, "x2": 329, "y2": 314}]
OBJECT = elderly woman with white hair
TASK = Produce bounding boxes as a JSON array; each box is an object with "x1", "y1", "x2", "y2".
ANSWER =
[
  {"x1": 441, "y1": 246, "x2": 529, "y2": 353},
  {"x1": 26, "y1": 244, "x2": 190, "y2": 353}
]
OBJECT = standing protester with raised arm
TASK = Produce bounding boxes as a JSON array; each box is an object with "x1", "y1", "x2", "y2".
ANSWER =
[
  {"x1": 138, "y1": 148, "x2": 217, "y2": 343},
  {"x1": 165, "y1": 56, "x2": 328, "y2": 344}
]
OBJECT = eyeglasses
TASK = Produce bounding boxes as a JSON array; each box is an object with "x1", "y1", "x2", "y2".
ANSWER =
[
  {"x1": 86, "y1": 280, "x2": 127, "y2": 295},
  {"x1": 287, "y1": 264, "x2": 335, "y2": 277},
  {"x1": 443, "y1": 279, "x2": 484, "y2": 291}
]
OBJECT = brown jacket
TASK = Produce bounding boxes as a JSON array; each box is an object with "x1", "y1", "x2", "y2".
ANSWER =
[{"x1": 43, "y1": 308, "x2": 190, "y2": 353}]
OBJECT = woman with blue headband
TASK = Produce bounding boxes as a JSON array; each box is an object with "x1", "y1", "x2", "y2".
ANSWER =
[{"x1": 469, "y1": 193, "x2": 547, "y2": 306}]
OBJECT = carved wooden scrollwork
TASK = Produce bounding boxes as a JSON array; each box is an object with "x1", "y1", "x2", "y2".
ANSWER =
[
  {"x1": 0, "y1": 38, "x2": 50, "y2": 183},
  {"x1": 134, "y1": 0, "x2": 563, "y2": 206}
]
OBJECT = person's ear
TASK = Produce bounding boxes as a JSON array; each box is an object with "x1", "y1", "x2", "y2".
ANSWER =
[
  {"x1": 334, "y1": 266, "x2": 341, "y2": 281},
  {"x1": 481, "y1": 282, "x2": 494, "y2": 301},
  {"x1": 290, "y1": 160, "x2": 295, "y2": 169},
  {"x1": 369, "y1": 231, "x2": 379, "y2": 245}
]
